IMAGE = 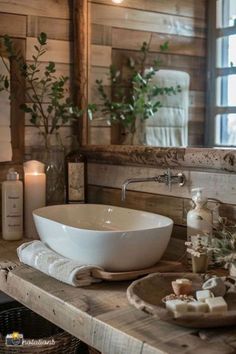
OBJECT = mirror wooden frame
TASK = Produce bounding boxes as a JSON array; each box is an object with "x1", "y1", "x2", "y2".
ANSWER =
[
  {"x1": 74, "y1": 0, "x2": 236, "y2": 173},
  {"x1": 0, "y1": 43, "x2": 24, "y2": 164}
]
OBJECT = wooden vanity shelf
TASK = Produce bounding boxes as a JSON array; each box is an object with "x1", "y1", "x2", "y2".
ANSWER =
[{"x1": 0, "y1": 239, "x2": 235, "y2": 354}]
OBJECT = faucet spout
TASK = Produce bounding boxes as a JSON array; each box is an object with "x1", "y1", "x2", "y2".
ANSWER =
[
  {"x1": 121, "y1": 176, "x2": 163, "y2": 202},
  {"x1": 121, "y1": 170, "x2": 186, "y2": 201}
]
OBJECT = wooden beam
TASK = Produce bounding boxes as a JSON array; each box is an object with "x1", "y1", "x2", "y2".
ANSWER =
[{"x1": 73, "y1": 0, "x2": 89, "y2": 145}]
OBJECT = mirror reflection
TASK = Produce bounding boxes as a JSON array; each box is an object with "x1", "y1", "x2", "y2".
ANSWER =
[
  {"x1": 88, "y1": 0, "x2": 205, "y2": 147},
  {"x1": 87, "y1": 0, "x2": 236, "y2": 148},
  {"x1": 0, "y1": 56, "x2": 12, "y2": 161},
  {"x1": 210, "y1": 0, "x2": 236, "y2": 147}
]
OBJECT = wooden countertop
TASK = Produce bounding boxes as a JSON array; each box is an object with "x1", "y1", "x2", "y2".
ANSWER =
[{"x1": 0, "y1": 239, "x2": 235, "y2": 354}]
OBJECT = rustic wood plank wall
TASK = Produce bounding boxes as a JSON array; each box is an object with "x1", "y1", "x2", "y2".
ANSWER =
[
  {"x1": 0, "y1": 0, "x2": 74, "y2": 160},
  {"x1": 0, "y1": 0, "x2": 74, "y2": 228},
  {"x1": 89, "y1": 0, "x2": 207, "y2": 146},
  {"x1": 87, "y1": 161, "x2": 236, "y2": 258}
]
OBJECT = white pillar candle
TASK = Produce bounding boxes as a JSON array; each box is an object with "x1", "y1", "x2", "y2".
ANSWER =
[{"x1": 24, "y1": 160, "x2": 46, "y2": 239}]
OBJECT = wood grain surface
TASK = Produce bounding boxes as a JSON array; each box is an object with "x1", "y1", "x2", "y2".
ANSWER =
[
  {"x1": 92, "y1": 261, "x2": 184, "y2": 281},
  {"x1": 127, "y1": 272, "x2": 236, "y2": 328},
  {"x1": 0, "y1": 239, "x2": 235, "y2": 354}
]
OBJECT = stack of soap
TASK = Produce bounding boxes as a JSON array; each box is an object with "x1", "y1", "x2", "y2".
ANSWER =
[
  {"x1": 165, "y1": 299, "x2": 188, "y2": 313},
  {"x1": 196, "y1": 289, "x2": 228, "y2": 313},
  {"x1": 188, "y1": 301, "x2": 208, "y2": 313},
  {"x1": 205, "y1": 297, "x2": 228, "y2": 313},
  {"x1": 165, "y1": 278, "x2": 228, "y2": 316},
  {"x1": 196, "y1": 289, "x2": 213, "y2": 302}
]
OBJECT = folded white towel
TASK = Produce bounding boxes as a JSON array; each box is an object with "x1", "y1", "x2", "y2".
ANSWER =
[{"x1": 17, "y1": 241, "x2": 103, "y2": 287}]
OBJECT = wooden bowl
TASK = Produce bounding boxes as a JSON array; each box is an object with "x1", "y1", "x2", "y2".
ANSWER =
[{"x1": 127, "y1": 272, "x2": 236, "y2": 328}]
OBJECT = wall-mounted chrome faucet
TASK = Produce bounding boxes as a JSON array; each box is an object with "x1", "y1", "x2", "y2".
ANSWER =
[{"x1": 121, "y1": 169, "x2": 186, "y2": 201}]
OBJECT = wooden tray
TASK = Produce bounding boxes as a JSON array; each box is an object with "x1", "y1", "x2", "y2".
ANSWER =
[
  {"x1": 127, "y1": 272, "x2": 236, "y2": 328},
  {"x1": 91, "y1": 261, "x2": 184, "y2": 281}
]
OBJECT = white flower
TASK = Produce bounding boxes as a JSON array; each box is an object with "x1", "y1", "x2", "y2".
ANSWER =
[{"x1": 185, "y1": 234, "x2": 211, "y2": 256}]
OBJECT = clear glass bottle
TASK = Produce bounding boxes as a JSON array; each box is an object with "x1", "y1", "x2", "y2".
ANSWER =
[
  {"x1": 31, "y1": 133, "x2": 65, "y2": 205},
  {"x1": 65, "y1": 150, "x2": 87, "y2": 203}
]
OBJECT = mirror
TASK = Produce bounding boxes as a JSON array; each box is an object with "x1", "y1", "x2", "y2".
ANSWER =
[
  {"x1": 75, "y1": 1, "x2": 234, "y2": 150},
  {"x1": 85, "y1": 0, "x2": 206, "y2": 148}
]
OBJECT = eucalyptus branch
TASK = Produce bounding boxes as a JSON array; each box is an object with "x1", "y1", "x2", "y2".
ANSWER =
[
  {"x1": 92, "y1": 41, "x2": 181, "y2": 136},
  {"x1": 0, "y1": 36, "x2": 41, "y2": 106},
  {"x1": 140, "y1": 39, "x2": 151, "y2": 76},
  {"x1": 210, "y1": 217, "x2": 236, "y2": 268},
  {"x1": 0, "y1": 32, "x2": 82, "y2": 142}
]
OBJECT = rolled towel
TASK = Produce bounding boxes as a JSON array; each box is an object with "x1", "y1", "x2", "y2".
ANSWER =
[{"x1": 17, "y1": 241, "x2": 103, "y2": 287}]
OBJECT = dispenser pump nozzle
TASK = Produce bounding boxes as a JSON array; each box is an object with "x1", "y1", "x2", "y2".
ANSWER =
[
  {"x1": 6, "y1": 168, "x2": 19, "y2": 181},
  {"x1": 191, "y1": 187, "x2": 207, "y2": 206}
]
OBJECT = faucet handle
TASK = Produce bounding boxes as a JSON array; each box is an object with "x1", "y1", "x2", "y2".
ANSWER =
[
  {"x1": 165, "y1": 169, "x2": 186, "y2": 190},
  {"x1": 177, "y1": 172, "x2": 186, "y2": 186}
]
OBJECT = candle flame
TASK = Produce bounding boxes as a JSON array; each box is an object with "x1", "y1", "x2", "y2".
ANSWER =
[
  {"x1": 112, "y1": 0, "x2": 124, "y2": 3},
  {"x1": 23, "y1": 160, "x2": 45, "y2": 174}
]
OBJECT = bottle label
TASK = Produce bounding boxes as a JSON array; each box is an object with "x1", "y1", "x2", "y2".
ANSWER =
[
  {"x1": 6, "y1": 194, "x2": 22, "y2": 230},
  {"x1": 68, "y1": 162, "x2": 85, "y2": 202}
]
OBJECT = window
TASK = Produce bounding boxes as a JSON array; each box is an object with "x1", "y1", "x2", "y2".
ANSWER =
[{"x1": 207, "y1": 0, "x2": 236, "y2": 146}]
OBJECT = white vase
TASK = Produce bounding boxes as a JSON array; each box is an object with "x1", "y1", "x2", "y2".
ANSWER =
[{"x1": 191, "y1": 254, "x2": 209, "y2": 273}]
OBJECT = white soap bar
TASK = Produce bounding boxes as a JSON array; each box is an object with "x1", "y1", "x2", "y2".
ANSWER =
[
  {"x1": 176, "y1": 278, "x2": 192, "y2": 285},
  {"x1": 205, "y1": 296, "x2": 228, "y2": 313},
  {"x1": 165, "y1": 300, "x2": 188, "y2": 313},
  {"x1": 188, "y1": 301, "x2": 209, "y2": 313},
  {"x1": 196, "y1": 289, "x2": 214, "y2": 302}
]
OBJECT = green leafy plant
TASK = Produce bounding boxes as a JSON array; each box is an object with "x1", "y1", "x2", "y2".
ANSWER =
[
  {"x1": 185, "y1": 218, "x2": 236, "y2": 271},
  {"x1": 92, "y1": 41, "x2": 181, "y2": 141},
  {"x1": 0, "y1": 32, "x2": 81, "y2": 146},
  {"x1": 211, "y1": 217, "x2": 236, "y2": 269}
]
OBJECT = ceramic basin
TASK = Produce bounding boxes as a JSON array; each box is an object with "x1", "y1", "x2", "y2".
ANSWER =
[{"x1": 33, "y1": 204, "x2": 173, "y2": 271}]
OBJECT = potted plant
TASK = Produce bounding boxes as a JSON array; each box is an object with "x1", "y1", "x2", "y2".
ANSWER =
[
  {"x1": 91, "y1": 41, "x2": 181, "y2": 144},
  {"x1": 211, "y1": 217, "x2": 236, "y2": 276},
  {"x1": 185, "y1": 235, "x2": 212, "y2": 273},
  {"x1": 0, "y1": 32, "x2": 81, "y2": 204}
]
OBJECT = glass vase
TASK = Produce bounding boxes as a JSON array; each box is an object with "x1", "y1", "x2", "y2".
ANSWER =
[
  {"x1": 119, "y1": 120, "x2": 137, "y2": 145},
  {"x1": 191, "y1": 254, "x2": 209, "y2": 273},
  {"x1": 31, "y1": 133, "x2": 65, "y2": 205}
]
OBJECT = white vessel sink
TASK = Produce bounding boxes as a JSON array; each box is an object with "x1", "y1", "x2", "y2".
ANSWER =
[{"x1": 33, "y1": 204, "x2": 173, "y2": 271}]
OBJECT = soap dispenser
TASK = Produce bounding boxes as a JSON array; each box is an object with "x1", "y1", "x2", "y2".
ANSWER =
[{"x1": 187, "y1": 188, "x2": 213, "y2": 241}]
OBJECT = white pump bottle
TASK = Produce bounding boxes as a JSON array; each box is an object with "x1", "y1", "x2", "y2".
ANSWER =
[
  {"x1": 187, "y1": 188, "x2": 213, "y2": 241},
  {"x1": 2, "y1": 169, "x2": 23, "y2": 240}
]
